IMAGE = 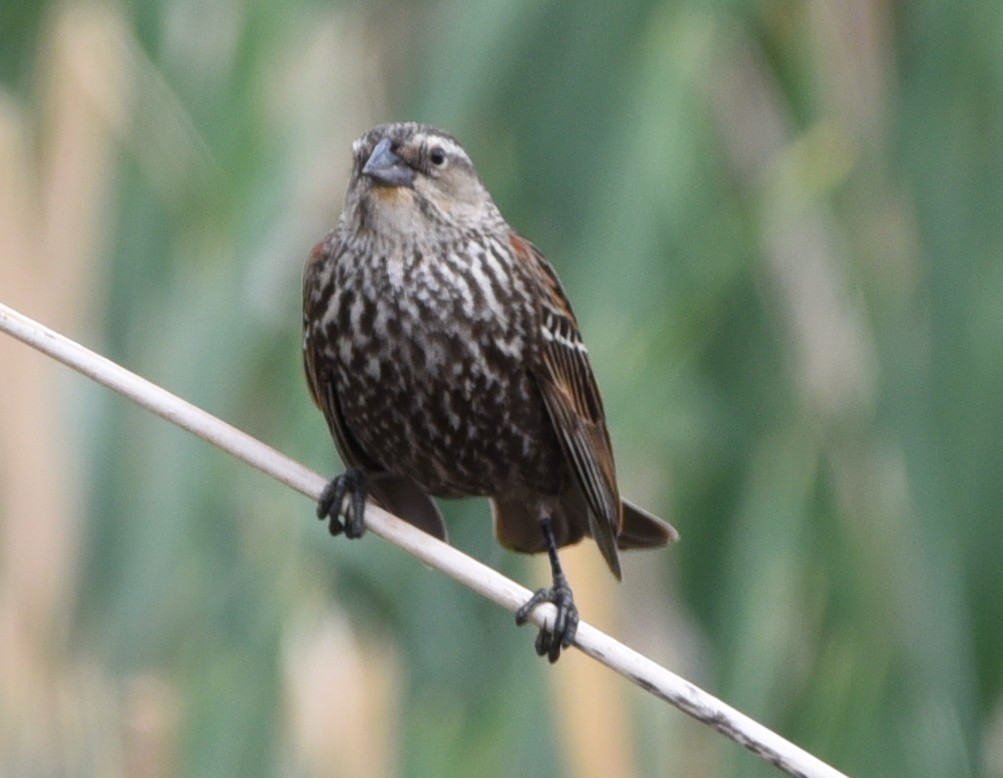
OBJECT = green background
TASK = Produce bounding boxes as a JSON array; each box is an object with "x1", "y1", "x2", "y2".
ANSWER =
[{"x1": 1, "y1": 1, "x2": 1000, "y2": 776}]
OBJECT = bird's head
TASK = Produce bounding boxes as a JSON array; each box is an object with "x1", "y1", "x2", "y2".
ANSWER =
[{"x1": 344, "y1": 123, "x2": 502, "y2": 237}]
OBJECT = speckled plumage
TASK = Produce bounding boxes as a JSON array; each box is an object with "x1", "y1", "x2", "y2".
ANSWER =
[
  {"x1": 303, "y1": 123, "x2": 676, "y2": 661},
  {"x1": 307, "y1": 228, "x2": 558, "y2": 499}
]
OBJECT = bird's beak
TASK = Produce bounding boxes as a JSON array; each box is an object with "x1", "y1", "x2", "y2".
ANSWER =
[{"x1": 362, "y1": 138, "x2": 414, "y2": 187}]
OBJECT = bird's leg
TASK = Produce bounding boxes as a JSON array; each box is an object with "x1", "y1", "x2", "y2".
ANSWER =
[
  {"x1": 316, "y1": 468, "x2": 368, "y2": 539},
  {"x1": 515, "y1": 518, "x2": 579, "y2": 663}
]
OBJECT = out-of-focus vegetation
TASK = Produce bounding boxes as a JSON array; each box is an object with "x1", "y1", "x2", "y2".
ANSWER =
[{"x1": 2, "y1": 1, "x2": 1001, "y2": 776}]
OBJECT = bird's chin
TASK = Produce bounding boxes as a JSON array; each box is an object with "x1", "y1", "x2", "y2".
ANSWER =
[
  {"x1": 360, "y1": 187, "x2": 426, "y2": 236},
  {"x1": 369, "y1": 184, "x2": 413, "y2": 204}
]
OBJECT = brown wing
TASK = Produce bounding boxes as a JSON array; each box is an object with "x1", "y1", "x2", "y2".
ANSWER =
[{"x1": 510, "y1": 233, "x2": 623, "y2": 578}]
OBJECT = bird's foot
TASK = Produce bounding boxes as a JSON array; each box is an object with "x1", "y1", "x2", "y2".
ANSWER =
[
  {"x1": 316, "y1": 468, "x2": 368, "y2": 539},
  {"x1": 515, "y1": 573, "x2": 579, "y2": 663}
]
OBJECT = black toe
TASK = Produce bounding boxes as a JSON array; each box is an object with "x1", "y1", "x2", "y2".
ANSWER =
[
  {"x1": 316, "y1": 468, "x2": 368, "y2": 539},
  {"x1": 515, "y1": 579, "x2": 578, "y2": 663}
]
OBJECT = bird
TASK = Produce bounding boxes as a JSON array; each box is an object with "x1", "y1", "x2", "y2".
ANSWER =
[{"x1": 303, "y1": 122, "x2": 678, "y2": 662}]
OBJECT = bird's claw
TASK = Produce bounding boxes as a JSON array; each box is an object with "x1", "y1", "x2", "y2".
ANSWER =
[
  {"x1": 316, "y1": 468, "x2": 368, "y2": 538},
  {"x1": 515, "y1": 576, "x2": 579, "y2": 663}
]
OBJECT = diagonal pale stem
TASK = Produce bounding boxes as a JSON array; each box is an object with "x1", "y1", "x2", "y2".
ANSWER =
[{"x1": 0, "y1": 301, "x2": 848, "y2": 778}]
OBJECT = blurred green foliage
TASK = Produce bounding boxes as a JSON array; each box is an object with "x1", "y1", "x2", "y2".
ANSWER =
[{"x1": 3, "y1": 0, "x2": 1003, "y2": 776}]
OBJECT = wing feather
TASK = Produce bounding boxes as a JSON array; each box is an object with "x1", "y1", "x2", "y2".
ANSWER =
[{"x1": 511, "y1": 233, "x2": 623, "y2": 576}]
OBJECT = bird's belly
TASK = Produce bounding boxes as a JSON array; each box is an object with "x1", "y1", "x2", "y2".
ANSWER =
[{"x1": 334, "y1": 329, "x2": 563, "y2": 499}]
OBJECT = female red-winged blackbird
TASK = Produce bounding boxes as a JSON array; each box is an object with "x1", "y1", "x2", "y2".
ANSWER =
[{"x1": 303, "y1": 122, "x2": 677, "y2": 662}]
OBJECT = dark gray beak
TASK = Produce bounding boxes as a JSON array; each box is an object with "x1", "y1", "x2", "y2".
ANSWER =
[{"x1": 362, "y1": 138, "x2": 415, "y2": 186}]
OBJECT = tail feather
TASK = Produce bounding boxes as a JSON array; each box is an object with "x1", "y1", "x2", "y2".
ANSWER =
[
  {"x1": 491, "y1": 491, "x2": 677, "y2": 580},
  {"x1": 617, "y1": 498, "x2": 679, "y2": 548},
  {"x1": 367, "y1": 474, "x2": 448, "y2": 541},
  {"x1": 490, "y1": 496, "x2": 587, "y2": 554}
]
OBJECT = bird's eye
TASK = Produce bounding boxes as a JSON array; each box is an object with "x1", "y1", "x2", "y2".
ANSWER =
[{"x1": 429, "y1": 146, "x2": 448, "y2": 167}]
